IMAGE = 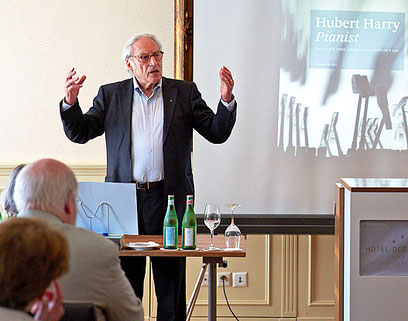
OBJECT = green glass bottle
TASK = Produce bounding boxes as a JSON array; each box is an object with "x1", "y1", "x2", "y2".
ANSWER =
[
  {"x1": 163, "y1": 195, "x2": 178, "y2": 249},
  {"x1": 182, "y1": 195, "x2": 197, "y2": 250}
]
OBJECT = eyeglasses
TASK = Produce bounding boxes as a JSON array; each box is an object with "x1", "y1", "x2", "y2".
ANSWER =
[{"x1": 131, "y1": 51, "x2": 164, "y2": 64}]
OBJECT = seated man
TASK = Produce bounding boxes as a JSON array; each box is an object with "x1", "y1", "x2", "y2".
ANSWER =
[
  {"x1": 14, "y1": 158, "x2": 143, "y2": 321},
  {"x1": 0, "y1": 217, "x2": 68, "y2": 321}
]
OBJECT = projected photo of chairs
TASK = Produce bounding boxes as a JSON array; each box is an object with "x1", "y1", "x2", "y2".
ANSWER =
[{"x1": 277, "y1": 74, "x2": 408, "y2": 158}]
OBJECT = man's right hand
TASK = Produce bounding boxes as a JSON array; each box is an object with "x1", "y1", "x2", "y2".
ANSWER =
[{"x1": 64, "y1": 67, "x2": 86, "y2": 105}]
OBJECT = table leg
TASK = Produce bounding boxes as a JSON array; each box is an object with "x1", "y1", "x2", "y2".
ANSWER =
[
  {"x1": 186, "y1": 263, "x2": 208, "y2": 321},
  {"x1": 204, "y1": 257, "x2": 222, "y2": 321}
]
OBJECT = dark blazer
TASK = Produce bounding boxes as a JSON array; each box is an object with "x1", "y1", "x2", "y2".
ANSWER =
[{"x1": 60, "y1": 77, "x2": 236, "y2": 216}]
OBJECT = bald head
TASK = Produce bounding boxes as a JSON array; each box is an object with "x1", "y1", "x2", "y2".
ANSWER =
[{"x1": 14, "y1": 159, "x2": 78, "y2": 224}]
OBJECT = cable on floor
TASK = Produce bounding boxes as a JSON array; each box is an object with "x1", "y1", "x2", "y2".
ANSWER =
[{"x1": 221, "y1": 276, "x2": 240, "y2": 321}]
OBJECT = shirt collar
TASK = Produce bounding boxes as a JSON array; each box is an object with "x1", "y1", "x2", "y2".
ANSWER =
[{"x1": 133, "y1": 77, "x2": 162, "y2": 97}]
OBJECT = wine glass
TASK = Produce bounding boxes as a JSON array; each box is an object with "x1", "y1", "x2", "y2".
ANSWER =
[
  {"x1": 224, "y1": 204, "x2": 242, "y2": 250},
  {"x1": 203, "y1": 204, "x2": 221, "y2": 251}
]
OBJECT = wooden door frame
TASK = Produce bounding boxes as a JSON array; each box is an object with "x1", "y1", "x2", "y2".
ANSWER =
[{"x1": 174, "y1": 0, "x2": 194, "y2": 81}]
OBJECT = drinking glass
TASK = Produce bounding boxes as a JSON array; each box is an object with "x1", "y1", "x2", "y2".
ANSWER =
[
  {"x1": 203, "y1": 204, "x2": 221, "y2": 251},
  {"x1": 224, "y1": 204, "x2": 242, "y2": 250}
]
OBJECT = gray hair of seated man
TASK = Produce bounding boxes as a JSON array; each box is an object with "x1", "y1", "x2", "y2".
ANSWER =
[
  {"x1": 13, "y1": 158, "x2": 78, "y2": 215},
  {"x1": 1, "y1": 164, "x2": 26, "y2": 217}
]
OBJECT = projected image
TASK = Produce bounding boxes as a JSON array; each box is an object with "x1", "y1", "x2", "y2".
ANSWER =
[
  {"x1": 279, "y1": 0, "x2": 408, "y2": 157},
  {"x1": 194, "y1": 0, "x2": 408, "y2": 214},
  {"x1": 309, "y1": 10, "x2": 403, "y2": 70}
]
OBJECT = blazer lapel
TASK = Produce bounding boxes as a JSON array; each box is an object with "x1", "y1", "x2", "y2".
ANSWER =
[
  {"x1": 162, "y1": 77, "x2": 177, "y2": 143},
  {"x1": 117, "y1": 79, "x2": 133, "y2": 150}
]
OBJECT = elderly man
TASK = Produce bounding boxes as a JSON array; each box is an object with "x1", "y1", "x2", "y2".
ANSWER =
[
  {"x1": 60, "y1": 33, "x2": 237, "y2": 321},
  {"x1": 14, "y1": 158, "x2": 143, "y2": 321}
]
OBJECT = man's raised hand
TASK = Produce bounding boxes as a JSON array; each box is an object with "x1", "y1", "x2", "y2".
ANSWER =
[
  {"x1": 64, "y1": 67, "x2": 86, "y2": 105},
  {"x1": 219, "y1": 66, "x2": 234, "y2": 103}
]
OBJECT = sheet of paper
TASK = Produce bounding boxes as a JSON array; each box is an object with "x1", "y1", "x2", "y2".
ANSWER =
[{"x1": 76, "y1": 182, "x2": 138, "y2": 235}]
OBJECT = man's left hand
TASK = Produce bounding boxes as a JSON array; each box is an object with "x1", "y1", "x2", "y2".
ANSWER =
[{"x1": 219, "y1": 66, "x2": 234, "y2": 103}]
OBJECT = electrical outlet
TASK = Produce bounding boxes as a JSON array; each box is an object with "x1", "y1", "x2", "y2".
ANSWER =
[
  {"x1": 202, "y1": 273, "x2": 208, "y2": 287},
  {"x1": 233, "y1": 272, "x2": 248, "y2": 287},
  {"x1": 217, "y1": 272, "x2": 231, "y2": 287}
]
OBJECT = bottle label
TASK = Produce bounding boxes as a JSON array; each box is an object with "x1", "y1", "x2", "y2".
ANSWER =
[
  {"x1": 165, "y1": 227, "x2": 176, "y2": 246},
  {"x1": 184, "y1": 227, "x2": 194, "y2": 247}
]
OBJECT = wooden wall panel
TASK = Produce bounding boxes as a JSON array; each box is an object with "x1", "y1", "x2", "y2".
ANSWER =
[
  {"x1": 281, "y1": 235, "x2": 298, "y2": 317},
  {"x1": 179, "y1": 235, "x2": 280, "y2": 318},
  {"x1": 298, "y1": 235, "x2": 335, "y2": 320}
]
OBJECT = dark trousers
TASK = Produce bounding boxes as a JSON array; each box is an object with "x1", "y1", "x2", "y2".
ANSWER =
[{"x1": 120, "y1": 185, "x2": 186, "y2": 321}]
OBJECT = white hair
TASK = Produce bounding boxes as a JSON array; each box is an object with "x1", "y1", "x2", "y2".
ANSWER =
[
  {"x1": 13, "y1": 160, "x2": 78, "y2": 214},
  {"x1": 121, "y1": 34, "x2": 162, "y2": 75}
]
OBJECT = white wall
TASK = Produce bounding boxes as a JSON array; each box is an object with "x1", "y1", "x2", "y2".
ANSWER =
[{"x1": 0, "y1": 0, "x2": 174, "y2": 165}]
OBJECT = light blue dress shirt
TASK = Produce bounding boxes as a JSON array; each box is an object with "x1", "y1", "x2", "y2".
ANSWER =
[{"x1": 131, "y1": 77, "x2": 164, "y2": 182}]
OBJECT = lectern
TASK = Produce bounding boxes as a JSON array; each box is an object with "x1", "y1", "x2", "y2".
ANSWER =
[{"x1": 335, "y1": 178, "x2": 408, "y2": 321}]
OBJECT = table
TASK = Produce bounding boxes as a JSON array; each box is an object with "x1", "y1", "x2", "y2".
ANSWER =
[{"x1": 120, "y1": 234, "x2": 246, "y2": 321}]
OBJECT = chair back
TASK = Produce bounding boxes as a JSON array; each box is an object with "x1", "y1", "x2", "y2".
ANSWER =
[{"x1": 61, "y1": 302, "x2": 97, "y2": 321}]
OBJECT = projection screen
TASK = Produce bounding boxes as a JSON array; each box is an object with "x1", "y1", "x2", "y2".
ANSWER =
[{"x1": 193, "y1": 0, "x2": 408, "y2": 215}]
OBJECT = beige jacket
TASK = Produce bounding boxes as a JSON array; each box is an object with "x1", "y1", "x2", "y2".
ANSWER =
[
  {"x1": 18, "y1": 210, "x2": 143, "y2": 321},
  {"x1": 0, "y1": 307, "x2": 33, "y2": 321}
]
